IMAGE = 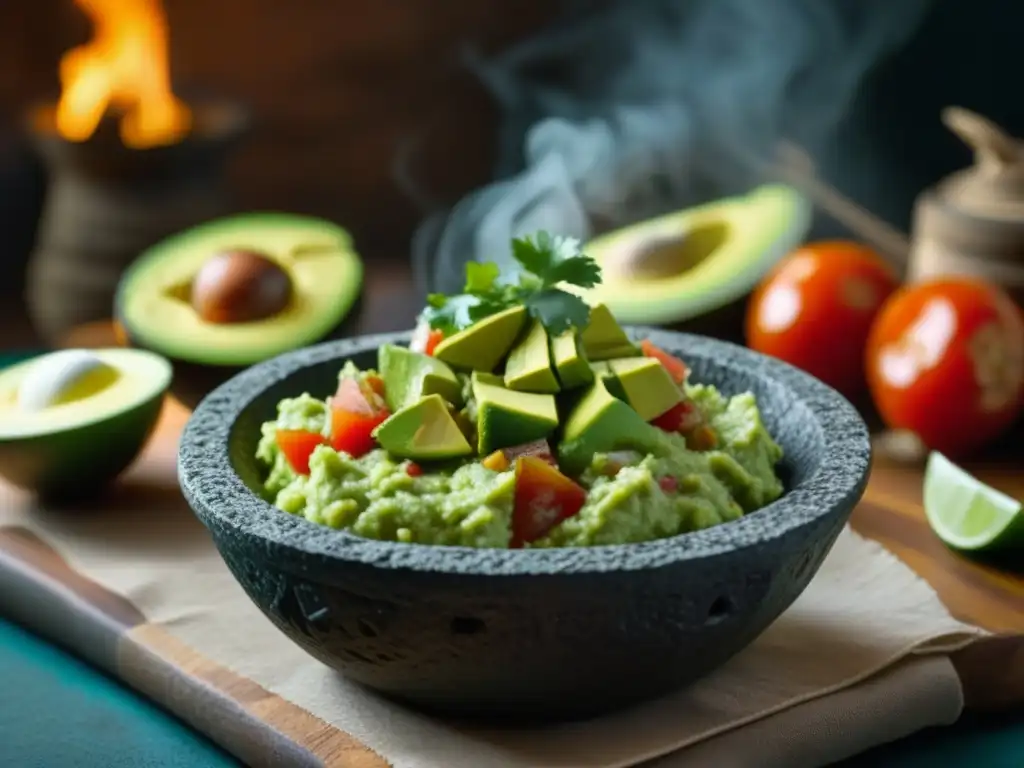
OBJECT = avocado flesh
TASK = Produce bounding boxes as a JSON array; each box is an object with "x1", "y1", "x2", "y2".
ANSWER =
[
  {"x1": 591, "y1": 343, "x2": 643, "y2": 360},
  {"x1": 504, "y1": 319, "x2": 560, "y2": 393},
  {"x1": 378, "y1": 344, "x2": 462, "y2": 411},
  {"x1": 580, "y1": 304, "x2": 640, "y2": 361},
  {"x1": 372, "y1": 394, "x2": 473, "y2": 460},
  {"x1": 578, "y1": 184, "x2": 813, "y2": 325},
  {"x1": 116, "y1": 212, "x2": 362, "y2": 368},
  {"x1": 608, "y1": 357, "x2": 683, "y2": 421},
  {"x1": 557, "y1": 378, "x2": 666, "y2": 477},
  {"x1": 471, "y1": 371, "x2": 559, "y2": 456},
  {"x1": 0, "y1": 348, "x2": 172, "y2": 499},
  {"x1": 433, "y1": 305, "x2": 527, "y2": 373},
  {"x1": 550, "y1": 330, "x2": 594, "y2": 390},
  {"x1": 588, "y1": 361, "x2": 627, "y2": 401}
]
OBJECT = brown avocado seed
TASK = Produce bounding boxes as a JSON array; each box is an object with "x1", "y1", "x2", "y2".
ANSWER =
[{"x1": 190, "y1": 249, "x2": 293, "y2": 324}]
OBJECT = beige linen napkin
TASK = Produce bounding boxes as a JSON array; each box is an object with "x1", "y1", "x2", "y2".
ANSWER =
[{"x1": 0, "y1": 434, "x2": 987, "y2": 768}]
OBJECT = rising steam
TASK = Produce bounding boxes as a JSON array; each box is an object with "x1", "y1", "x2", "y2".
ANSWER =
[{"x1": 409, "y1": 0, "x2": 933, "y2": 293}]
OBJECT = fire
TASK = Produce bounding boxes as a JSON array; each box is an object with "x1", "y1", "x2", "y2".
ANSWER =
[{"x1": 56, "y1": 0, "x2": 191, "y2": 148}]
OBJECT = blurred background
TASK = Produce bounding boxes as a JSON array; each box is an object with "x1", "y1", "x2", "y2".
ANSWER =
[{"x1": 0, "y1": 0, "x2": 1021, "y2": 347}]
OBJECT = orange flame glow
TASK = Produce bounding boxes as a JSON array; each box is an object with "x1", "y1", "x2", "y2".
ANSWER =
[{"x1": 56, "y1": 0, "x2": 191, "y2": 148}]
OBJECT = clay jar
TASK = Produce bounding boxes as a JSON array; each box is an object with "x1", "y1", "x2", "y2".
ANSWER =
[{"x1": 909, "y1": 107, "x2": 1024, "y2": 307}]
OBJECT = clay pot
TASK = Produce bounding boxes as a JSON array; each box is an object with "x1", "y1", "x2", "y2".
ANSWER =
[
  {"x1": 908, "y1": 107, "x2": 1024, "y2": 306},
  {"x1": 23, "y1": 99, "x2": 248, "y2": 345}
]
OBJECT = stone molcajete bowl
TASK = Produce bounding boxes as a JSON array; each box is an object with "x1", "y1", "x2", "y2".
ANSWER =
[{"x1": 178, "y1": 329, "x2": 870, "y2": 722}]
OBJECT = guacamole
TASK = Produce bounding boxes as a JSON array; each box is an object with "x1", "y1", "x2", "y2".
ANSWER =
[
  {"x1": 254, "y1": 232, "x2": 784, "y2": 549},
  {"x1": 255, "y1": 363, "x2": 782, "y2": 548}
]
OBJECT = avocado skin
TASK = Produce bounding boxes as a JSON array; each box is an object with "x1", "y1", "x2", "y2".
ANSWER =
[
  {"x1": 0, "y1": 391, "x2": 164, "y2": 501},
  {"x1": 116, "y1": 292, "x2": 363, "y2": 409}
]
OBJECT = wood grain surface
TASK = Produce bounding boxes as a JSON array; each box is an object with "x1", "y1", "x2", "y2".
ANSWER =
[{"x1": 3, "y1": 260, "x2": 1024, "y2": 764}]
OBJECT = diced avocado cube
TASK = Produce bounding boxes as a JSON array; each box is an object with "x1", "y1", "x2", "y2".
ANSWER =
[
  {"x1": 378, "y1": 344, "x2": 462, "y2": 411},
  {"x1": 505, "y1": 319, "x2": 560, "y2": 393},
  {"x1": 433, "y1": 305, "x2": 527, "y2": 372},
  {"x1": 608, "y1": 357, "x2": 683, "y2": 421},
  {"x1": 471, "y1": 371, "x2": 559, "y2": 455},
  {"x1": 373, "y1": 394, "x2": 473, "y2": 460}
]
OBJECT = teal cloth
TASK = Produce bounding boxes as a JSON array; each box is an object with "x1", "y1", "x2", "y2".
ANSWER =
[
  {"x1": 0, "y1": 616, "x2": 236, "y2": 768},
  {"x1": 1, "y1": 351, "x2": 1022, "y2": 766}
]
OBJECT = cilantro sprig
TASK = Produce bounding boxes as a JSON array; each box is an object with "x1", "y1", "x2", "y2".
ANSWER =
[{"x1": 422, "y1": 232, "x2": 602, "y2": 336}]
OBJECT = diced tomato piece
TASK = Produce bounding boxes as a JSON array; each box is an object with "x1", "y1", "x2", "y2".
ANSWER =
[
  {"x1": 641, "y1": 340, "x2": 688, "y2": 385},
  {"x1": 482, "y1": 450, "x2": 511, "y2": 472},
  {"x1": 406, "y1": 462, "x2": 423, "y2": 477},
  {"x1": 424, "y1": 329, "x2": 445, "y2": 357},
  {"x1": 332, "y1": 377, "x2": 376, "y2": 416},
  {"x1": 483, "y1": 440, "x2": 555, "y2": 472},
  {"x1": 658, "y1": 476, "x2": 679, "y2": 493},
  {"x1": 276, "y1": 429, "x2": 327, "y2": 474},
  {"x1": 651, "y1": 400, "x2": 702, "y2": 433},
  {"x1": 686, "y1": 425, "x2": 719, "y2": 452},
  {"x1": 365, "y1": 375, "x2": 386, "y2": 399},
  {"x1": 511, "y1": 456, "x2": 588, "y2": 547},
  {"x1": 330, "y1": 407, "x2": 390, "y2": 458}
]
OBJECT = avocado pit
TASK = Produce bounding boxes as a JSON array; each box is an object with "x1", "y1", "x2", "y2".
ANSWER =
[
  {"x1": 189, "y1": 249, "x2": 293, "y2": 324},
  {"x1": 16, "y1": 349, "x2": 120, "y2": 413},
  {"x1": 611, "y1": 220, "x2": 731, "y2": 280}
]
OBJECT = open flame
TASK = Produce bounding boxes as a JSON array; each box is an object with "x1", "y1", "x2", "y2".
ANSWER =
[{"x1": 56, "y1": 0, "x2": 192, "y2": 148}]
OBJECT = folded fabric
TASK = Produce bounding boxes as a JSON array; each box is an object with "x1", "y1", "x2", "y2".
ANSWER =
[{"x1": 0, "y1": 428, "x2": 986, "y2": 768}]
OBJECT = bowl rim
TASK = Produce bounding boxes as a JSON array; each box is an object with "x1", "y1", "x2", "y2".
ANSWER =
[{"x1": 178, "y1": 328, "x2": 871, "y2": 576}]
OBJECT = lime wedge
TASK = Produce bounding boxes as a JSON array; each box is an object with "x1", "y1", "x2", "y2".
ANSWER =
[{"x1": 923, "y1": 451, "x2": 1024, "y2": 552}]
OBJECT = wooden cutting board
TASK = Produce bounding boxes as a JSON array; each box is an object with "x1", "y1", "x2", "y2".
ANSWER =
[{"x1": 3, "y1": 318, "x2": 1024, "y2": 763}]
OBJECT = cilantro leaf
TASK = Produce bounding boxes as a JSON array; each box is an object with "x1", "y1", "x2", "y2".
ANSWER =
[
  {"x1": 420, "y1": 230, "x2": 603, "y2": 337},
  {"x1": 510, "y1": 235, "x2": 553, "y2": 279},
  {"x1": 421, "y1": 294, "x2": 479, "y2": 336},
  {"x1": 464, "y1": 261, "x2": 500, "y2": 294},
  {"x1": 511, "y1": 233, "x2": 602, "y2": 290},
  {"x1": 525, "y1": 288, "x2": 592, "y2": 336},
  {"x1": 545, "y1": 254, "x2": 602, "y2": 288},
  {"x1": 466, "y1": 295, "x2": 513, "y2": 324}
]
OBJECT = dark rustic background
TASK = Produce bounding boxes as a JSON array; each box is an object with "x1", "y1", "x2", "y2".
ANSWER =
[
  {"x1": 3, "y1": 0, "x2": 1024, "y2": 348},
  {"x1": 0, "y1": 0, "x2": 555, "y2": 345}
]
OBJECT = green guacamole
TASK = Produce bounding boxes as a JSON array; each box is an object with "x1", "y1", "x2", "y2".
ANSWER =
[
  {"x1": 255, "y1": 373, "x2": 783, "y2": 549},
  {"x1": 254, "y1": 235, "x2": 784, "y2": 548}
]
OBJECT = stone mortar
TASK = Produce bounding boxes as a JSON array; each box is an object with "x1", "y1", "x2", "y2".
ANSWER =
[{"x1": 179, "y1": 329, "x2": 871, "y2": 721}]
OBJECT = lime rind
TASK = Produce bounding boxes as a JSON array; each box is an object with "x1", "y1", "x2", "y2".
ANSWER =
[{"x1": 923, "y1": 451, "x2": 1022, "y2": 551}]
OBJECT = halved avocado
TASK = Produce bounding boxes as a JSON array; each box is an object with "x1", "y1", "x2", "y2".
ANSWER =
[
  {"x1": 0, "y1": 348, "x2": 171, "y2": 500},
  {"x1": 116, "y1": 212, "x2": 363, "y2": 408},
  {"x1": 573, "y1": 184, "x2": 812, "y2": 325}
]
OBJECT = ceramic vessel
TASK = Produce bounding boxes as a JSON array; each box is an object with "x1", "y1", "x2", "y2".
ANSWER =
[
  {"x1": 909, "y1": 107, "x2": 1024, "y2": 306},
  {"x1": 178, "y1": 330, "x2": 870, "y2": 722},
  {"x1": 23, "y1": 99, "x2": 248, "y2": 345}
]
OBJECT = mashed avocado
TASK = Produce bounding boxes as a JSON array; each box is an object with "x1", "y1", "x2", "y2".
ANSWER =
[{"x1": 255, "y1": 378, "x2": 783, "y2": 548}]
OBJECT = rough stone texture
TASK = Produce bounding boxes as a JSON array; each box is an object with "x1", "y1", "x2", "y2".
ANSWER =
[{"x1": 178, "y1": 329, "x2": 870, "y2": 721}]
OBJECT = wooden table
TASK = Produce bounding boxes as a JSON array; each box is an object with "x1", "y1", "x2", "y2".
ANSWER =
[{"x1": 15, "y1": 258, "x2": 1024, "y2": 729}]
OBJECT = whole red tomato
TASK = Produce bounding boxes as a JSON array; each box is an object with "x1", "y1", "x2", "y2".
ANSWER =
[
  {"x1": 746, "y1": 241, "x2": 899, "y2": 397},
  {"x1": 866, "y1": 277, "x2": 1024, "y2": 457}
]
